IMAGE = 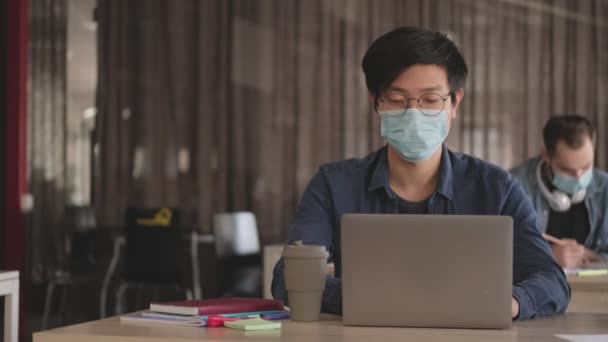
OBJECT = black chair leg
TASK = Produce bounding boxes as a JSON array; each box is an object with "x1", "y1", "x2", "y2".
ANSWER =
[
  {"x1": 115, "y1": 282, "x2": 129, "y2": 315},
  {"x1": 41, "y1": 282, "x2": 56, "y2": 330},
  {"x1": 59, "y1": 284, "x2": 69, "y2": 326}
]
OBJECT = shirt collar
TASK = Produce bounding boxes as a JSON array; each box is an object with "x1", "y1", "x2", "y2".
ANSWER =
[
  {"x1": 367, "y1": 144, "x2": 454, "y2": 200},
  {"x1": 367, "y1": 146, "x2": 391, "y2": 194},
  {"x1": 436, "y1": 144, "x2": 454, "y2": 200}
]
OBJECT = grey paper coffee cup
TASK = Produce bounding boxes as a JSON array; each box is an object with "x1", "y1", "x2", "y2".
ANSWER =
[{"x1": 282, "y1": 244, "x2": 329, "y2": 322}]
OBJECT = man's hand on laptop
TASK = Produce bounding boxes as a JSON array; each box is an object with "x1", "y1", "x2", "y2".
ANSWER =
[{"x1": 511, "y1": 297, "x2": 519, "y2": 318}]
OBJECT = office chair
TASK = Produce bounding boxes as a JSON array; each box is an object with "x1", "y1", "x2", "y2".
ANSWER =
[
  {"x1": 99, "y1": 207, "x2": 197, "y2": 316},
  {"x1": 213, "y1": 212, "x2": 262, "y2": 297},
  {"x1": 42, "y1": 206, "x2": 102, "y2": 329}
]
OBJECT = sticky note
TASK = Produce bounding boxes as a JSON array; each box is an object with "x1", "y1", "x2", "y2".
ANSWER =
[
  {"x1": 224, "y1": 317, "x2": 281, "y2": 331},
  {"x1": 578, "y1": 269, "x2": 608, "y2": 277}
]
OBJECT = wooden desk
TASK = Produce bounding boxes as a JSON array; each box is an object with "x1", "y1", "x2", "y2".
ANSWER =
[
  {"x1": 567, "y1": 273, "x2": 608, "y2": 313},
  {"x1": 34, "y1": 313, "x2": 608, "y2": 342}
]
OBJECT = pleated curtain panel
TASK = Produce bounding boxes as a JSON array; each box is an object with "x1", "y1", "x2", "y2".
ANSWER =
[{"x1": 94, "y1": 0, "x2": 608, "y2": 243}]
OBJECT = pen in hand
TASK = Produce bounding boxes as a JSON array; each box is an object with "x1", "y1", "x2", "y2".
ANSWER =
[
  {"x1": 543, "y1": 233, "x2": 593, "y2": 268},
  {"x1": 543, "y1": 233, "x2": 565, "y2": 246}
]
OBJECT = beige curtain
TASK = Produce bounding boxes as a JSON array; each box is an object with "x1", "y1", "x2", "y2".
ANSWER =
[
  {"x1": 27, "y1": 0, "x2": 68, "y2": 281},
  {"x1": 95, "y1": 0, "x2": 233, "y2": 232},
  {"x1": 95, "y1": 0, "x2": 608, "y2": 244},
  {"x1": 450, "y1": 0, "x2": 608, "y2": 168}
]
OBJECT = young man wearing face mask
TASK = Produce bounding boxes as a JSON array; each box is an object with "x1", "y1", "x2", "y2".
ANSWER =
[
  {"x1": 272, "y1": 26, "x2": 569, "y2": 320},
  {"x1": 511, "y1": 115, "x2": 608, "y2": 268}
]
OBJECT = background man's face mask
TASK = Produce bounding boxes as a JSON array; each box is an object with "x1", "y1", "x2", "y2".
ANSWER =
[{"x1": 551, "y1": 167, "x2": 593, "y2": 195}]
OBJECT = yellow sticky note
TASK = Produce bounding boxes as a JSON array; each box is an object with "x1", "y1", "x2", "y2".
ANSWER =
[
  {"x1": 578, "y1": 269, "x2": 608, "y2": 277},
  {"x1": 224, "y1": 318, "x2": 281, "y2": 331}
]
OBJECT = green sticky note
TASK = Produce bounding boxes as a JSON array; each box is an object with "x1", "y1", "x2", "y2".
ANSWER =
[{"x1": 224, "y1": 318, "x2": 281, "y2": 331}]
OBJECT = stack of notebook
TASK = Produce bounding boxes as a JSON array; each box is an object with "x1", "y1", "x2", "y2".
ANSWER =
[{"x1": 120, "y1": 297, "x2": 287, "y2": 330}]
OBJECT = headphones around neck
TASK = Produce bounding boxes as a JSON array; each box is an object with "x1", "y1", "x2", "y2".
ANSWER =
[{"x1": 535, "y1": 161, "x2": 586, "y2": 212}]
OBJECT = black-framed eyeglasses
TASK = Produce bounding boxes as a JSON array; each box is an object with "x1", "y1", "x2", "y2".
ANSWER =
[{"x1": 379, "y1": 92, "x2": 454, "y2": 117}]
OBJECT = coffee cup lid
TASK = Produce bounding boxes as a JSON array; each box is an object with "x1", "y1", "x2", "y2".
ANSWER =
[{"x1": 282, "y1": 244, "x2": 328, "y2": 258}]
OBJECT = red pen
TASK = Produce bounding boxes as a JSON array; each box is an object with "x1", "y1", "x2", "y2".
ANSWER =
[{"x1": 206, "y1": 315, "x2": 243, "y2": 327}]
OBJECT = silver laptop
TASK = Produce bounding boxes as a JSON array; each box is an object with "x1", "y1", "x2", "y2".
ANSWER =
[{"x1": 341, "y1": 214, "x2": 513, "y2": 329}]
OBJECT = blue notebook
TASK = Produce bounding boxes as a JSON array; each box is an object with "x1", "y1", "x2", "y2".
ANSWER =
[{"x1": 120, "y1": 313, "x2": 206, "y2": 327}]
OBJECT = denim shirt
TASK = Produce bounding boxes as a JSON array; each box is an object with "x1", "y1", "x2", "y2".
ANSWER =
[
  {"x1": 272, "y1": 145, "x2": 570, "y2": 320},
  {"x1": 510, "y1": 156, "x2": 608, "y2": 259}
]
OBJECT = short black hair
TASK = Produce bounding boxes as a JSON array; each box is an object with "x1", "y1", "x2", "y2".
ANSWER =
[
  {"x1": 543, "y1": 114, "x2": 595, "y2": 156},
  {"x1": 362, "y1": 26, "x2": 468, "y2": 109}
]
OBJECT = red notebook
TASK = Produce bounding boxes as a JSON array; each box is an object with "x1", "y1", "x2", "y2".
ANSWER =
[{"x1": 149, "y1": 297, "x2": 284, "y2": 316}]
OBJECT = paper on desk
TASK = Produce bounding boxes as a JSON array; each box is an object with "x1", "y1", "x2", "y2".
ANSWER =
[
  {"x1": 563, "y1": 263, "x2": 608, "y2": 276},
  {"x1": 224, "y1": 318, "x2": 281, "y2": 331},
  {"x1": 555, "y1": 335, "x2": 608, "y2": 342}
]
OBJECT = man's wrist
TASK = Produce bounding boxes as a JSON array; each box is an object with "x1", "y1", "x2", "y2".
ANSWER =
[{"x1": 511, "y1": 296, "x2": 520, "y2": 319}]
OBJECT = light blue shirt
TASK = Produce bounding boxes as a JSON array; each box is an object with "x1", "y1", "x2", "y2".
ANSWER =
[{"x1": 510, "y1": 156, "x2": 608, "y2": 259}]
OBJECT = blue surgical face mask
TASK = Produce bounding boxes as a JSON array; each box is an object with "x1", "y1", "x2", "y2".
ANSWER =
[
  {"x1": 379, "y1": 108, "x2": 448, "y2": 162},
  {"x1": 552, "y1": 167, "x2": 593, "y2": 195}
]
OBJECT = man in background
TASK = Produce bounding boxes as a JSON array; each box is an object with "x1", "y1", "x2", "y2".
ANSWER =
[{"x1": 511, "y1": 115, "x2": 608, "y2": 268}]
